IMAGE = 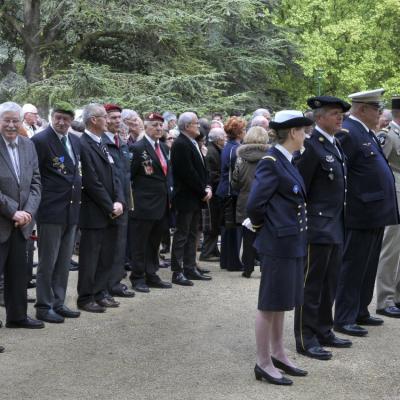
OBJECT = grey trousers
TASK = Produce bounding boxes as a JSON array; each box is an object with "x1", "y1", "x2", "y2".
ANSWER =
[
  {"x1": 36, "y1": 224, "x2": 77, "y2": 310},
  {"x1": 376, "y1": 224, "x2": 400, "y2": 309}
]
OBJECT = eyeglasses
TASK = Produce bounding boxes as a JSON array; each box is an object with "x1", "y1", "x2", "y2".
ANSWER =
[
  {"x1": 93, "y1": 114, "x2": 107, "y2": 119},
  {"x1": 167, "y1": 137, "x2": 175, "y2": 141},
  {"x1": 189, "y1": 122, "x2": 200, "y2": 126}
]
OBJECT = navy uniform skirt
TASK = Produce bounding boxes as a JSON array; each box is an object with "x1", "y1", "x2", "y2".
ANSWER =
[{"x1": 258, "y1": 255, "x2": 305, "y2": 311}]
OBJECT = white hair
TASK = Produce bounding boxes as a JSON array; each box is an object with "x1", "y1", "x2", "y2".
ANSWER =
[
  {"x1": 82, "y1": 103, "x2": 104, "y2": 126},
  {"x1": 208, "y1": 128, "x2": 225, "y2": 142},
  {"x1": 251, "y1": 116, "x2": 269, "y2": 128},
  {"x1": 0, "y1": 101, "x2": 22, "y2": 120},
  {"x1": 252, "y1": 108, "x2": 271, "y2": 119},
  {"x1": 121, "y1": 109, "x2": 139, "y2": 120},
  {"x1": 178, "y1": 112, "x2": 197, "y2": 132}
]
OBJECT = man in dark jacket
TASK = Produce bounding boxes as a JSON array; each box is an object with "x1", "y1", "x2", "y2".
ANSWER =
[
  {"x1": 294, "y1": 96, "x2": 351, "y2": 360},
  {"x1": 77, "y1": 104, "x2": 125, "y2": 313},
  {"x1": 170, "y1": 112, "x2": 212, "y2": 286},
  {"x1": 199, "y1": 128, "x2": 225, "y2": 261},
  {"x1": 103, "y1": 103, "x2": 135, "y2": 298},
  {"x1": 334, "y1": 89, "x2": 400, "y2": 336},
  {"x1": 129, "y1": 112, "x2": 172, "y2": 293},
  {"x1": 32, "y1": 102, "x2": 82, "y2": 323}
]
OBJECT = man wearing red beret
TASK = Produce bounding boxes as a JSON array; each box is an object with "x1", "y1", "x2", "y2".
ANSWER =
[{"x1": 129, "y1": 112, "x2": 172, "y2": 292}]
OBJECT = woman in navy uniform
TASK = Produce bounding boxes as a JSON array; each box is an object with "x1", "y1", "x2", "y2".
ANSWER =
[{"x1": 247, "y1": 110, "x2": 313, "y2": 385}]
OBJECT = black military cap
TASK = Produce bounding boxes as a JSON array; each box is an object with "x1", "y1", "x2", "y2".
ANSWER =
[
  {"x1": 307, "y1": 96, "x2": 351, "y2": 112},
  {"x1": 392, "y1": 96, "x2": 400, "y2": 110}
]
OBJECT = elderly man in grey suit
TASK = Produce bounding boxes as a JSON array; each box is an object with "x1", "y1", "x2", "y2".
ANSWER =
[{"x1": 0, "y1": 101, "x2": 43, "y2": 337}]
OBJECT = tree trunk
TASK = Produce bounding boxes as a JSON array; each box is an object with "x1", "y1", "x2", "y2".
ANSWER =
[{"x1": 22, "y1": 0, "x2": 42, "y2": 82}]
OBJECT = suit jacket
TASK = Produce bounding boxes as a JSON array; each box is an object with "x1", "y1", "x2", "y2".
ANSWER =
[
  {"x1": 0, "y1": 135, "x2": 41, "y2": 243},
  {"x1": 79, "y1": 132, "x2": 125, "y2": 229},
  {"x1": 216, "y1": 140, "x2": 240, "y2": 198},
  {"x1": 130, "y1": 137, "x2": 171, "y2": 220},
  {"x1": 170, "y1": 133, "x2": 209, "y2": 212},
  {"x1": 337, "y1": 117, "x2": 400, "y2": 229},
  {"x1": 205, "y1": 142, "x2": 222, "y2": 192},
  {"x1": 32, "y1": 126, "x2": 81, "y2": 225},
  {"x1": 247, "y1": 146, "x2": 307, "y2": 258},
  {"x1": 297, "y1": 129, "x2": 346, "y2": 244}
]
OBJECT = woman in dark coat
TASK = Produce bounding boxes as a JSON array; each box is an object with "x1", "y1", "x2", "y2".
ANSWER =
[
  {"x1": 231, "y1": 126, "x2": 269, "y2": 278},
  {"x1": 247, "y1": 110, "x2": 313, "y2": 386},
  {"x1": 216, "y1": 116, "x2": 246, "y2": 271}
]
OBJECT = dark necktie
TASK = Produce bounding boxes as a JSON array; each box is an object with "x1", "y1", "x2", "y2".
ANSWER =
[
  {"x1": 114, "y1": 135, "x2": 119, "y2": 148},
  {"x1": 61, "y1": 135, "x2": 75, "y2": 165},
  {"x1": 155, "y1": 142, "x2": 168, "y2": 175},
  {"x1": 8, "y1": 142, "x2": 20, "y2": 180}
]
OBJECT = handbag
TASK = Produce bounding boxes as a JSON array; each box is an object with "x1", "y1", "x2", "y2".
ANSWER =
[
  {"x1": 201, "y1": 201, "x2": 212, "y2": 232},
  {"x1": 223, "y1": 147, "x2": 237, "y2": 228}
]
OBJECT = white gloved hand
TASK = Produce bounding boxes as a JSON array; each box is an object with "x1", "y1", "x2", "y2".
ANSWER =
[{"x1": 242, "y1": 217, "x2": 256, "y2": 232}]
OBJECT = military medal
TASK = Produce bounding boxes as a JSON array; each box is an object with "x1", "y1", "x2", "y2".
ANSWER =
[
  {"x1": 325, "y1": 155, "x2": 334, "y2": 163},
  {"x1": 328, "y1": 167, "x2": 334, "y2": 180},
  {"x1": 142, "y1": 159, "x2": 154, "y2": 175},
  {"x1": 292, "y1": 184, "x2": 300, "y2": 194}
]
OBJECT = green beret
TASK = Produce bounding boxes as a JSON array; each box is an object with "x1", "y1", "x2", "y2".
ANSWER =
[{"x1": 52, "y1": 101, "x2": 75, "y2": 117}]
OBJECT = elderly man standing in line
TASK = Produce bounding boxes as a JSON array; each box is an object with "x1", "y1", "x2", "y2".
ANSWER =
[
  {"x1": 334, "y1": 89, "x2": 400, "y2": 337},
  {"x1": 32, "y1": 102, "x2": 82, "y2": 323},
  {"x1": 122, "y1": 109, "x2": 144, "y2": 146},
  {"x1": 252, "y1": 108, "x2": 271, "y2": 122},
  {"x1": 21, "y1": 104, "x2": 40, "y2": 138},
  {"x1": 103, "y1": 103, "x2": 135, "y2": 299},
  {"x1": 0, "y1": 101, "x2": 42, "y2": 335},
  {"x1": 251, "y1": 116, "x2": 270, "y2": 131},
  {"x1": 77, "y1": 104, "x2": 125, "y2": 312},
  {"x1": 199, "y1": 127, "x2": 225, "y2": 262},
  {"x1": 170, "y1": 112, "x2": 213, "y2": 285},
  {"x1": 375, "y1": 97, "x2": 400, "y2": 318},
  {"x1": 129, "y1": 112, "x2": 173, "y2": 292}
]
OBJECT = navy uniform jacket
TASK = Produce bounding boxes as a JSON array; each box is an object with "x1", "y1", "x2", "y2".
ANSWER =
[
  {"x1": 79, "y1": 132, "x2": 125, "y2": 229},
  {"x1": 297, "y1": 128, "x2": 346, "y2": 244},
  {"x1": 337, "y1": 117, "x2": 400, "y2": 229},
  {"x1": 32, "y1": 126, "x2": 81, "y2": 225},
  {"x1": 216, "y1": 140, "x2": 240, "y2": 198},
  {"x1": 130, "y1": 137, "x2": 172, "y2": 220},
  {"x1": 170, "y1": 133, "x2": 209, "y2": 212},
  {"x1": 247, "y1": 146, "x2": 307, "y2": 258}
]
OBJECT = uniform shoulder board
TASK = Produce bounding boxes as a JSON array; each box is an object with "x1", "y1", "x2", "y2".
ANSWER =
[{"x1": 262, "y1": 155, "x2": 276, "y2": 162}]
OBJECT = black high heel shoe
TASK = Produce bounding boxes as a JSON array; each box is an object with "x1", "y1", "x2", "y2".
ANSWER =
[
  {"x1": 254, "y1": 364, "x2": 293, "y2": 386},
  {"x1": 271, "y1": 357, "x2": 308, "y2": 377}
]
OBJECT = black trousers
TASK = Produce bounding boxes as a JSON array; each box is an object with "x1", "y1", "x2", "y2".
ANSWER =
[
  {"x1": 77, "y1": 225, "x2": 118, "y2": 306},
  {"x1": 294, "y1": 243, "x2": 342, "y2": 350},
  {"x1": 0, "y1": 228, "x2": 28, "y2": 322},
  {"x1": 129, "y1": 213, "x2": 168, "y2": 282},
  {"x1": 241, "y1": 227, "x2": 257, "y2": 273},
  {"x1": 220, "y1": 226, "x2": 243, "y2": 270},
  {"x1": 200, "y1": 196, "x2": 222, "y2": 258},
  {"x1": 335, "y1": 228, "x2": 384, "y2": 326},
  {"x1": 108, "y1": 212, "x2": 128, "y2": 291},
  {"x1": 171, "y1": 209, "x2": 200, "y2": 272}
]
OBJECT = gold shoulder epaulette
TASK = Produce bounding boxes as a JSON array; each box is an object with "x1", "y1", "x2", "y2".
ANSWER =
[{"x1": 262, "y1": 155, "x2": 276, "y2": 162}]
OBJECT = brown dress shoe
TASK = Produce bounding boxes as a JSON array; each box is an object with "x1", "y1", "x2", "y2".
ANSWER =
[{"x1": 78, "y1": 301, "x2": 106, "y2": 313}]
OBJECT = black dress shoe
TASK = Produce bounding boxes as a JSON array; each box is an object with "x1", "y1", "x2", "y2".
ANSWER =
[
  {"x1": 55, "y1": 305, "x2": 81, "y2": 318},
  {"x1": 196, "y1": 266, "x2": 210, "y2": 275},
  {"x1": 199, "y1": 255, "x2": 220, "y2": 262},
  {"x1": 6, "y1": 317, "x2": 45, "y2": 329},
  {"x1": 319, "y1": 336, "x2": 352, "y2": 348},
  {"x1": 297, "y1": 346, "x2": 332, "y2": 360},
  {"x1": 172, "y1": 272, "x2": 194, "y2": 286},
  {"x1": 132, "y1": 281, "x2": 150, "y2": 293},
  {"x1": 97, "y1": 297, "x2": 120, "y2": 308},
  {"x1": 69, "y1": 263, "x2": 79, "y2": 272},
  {"x1": 356, "y1": 316, "x2": 384, "y2": 326},
  {"x1": 271, "y1": 357, "x2": 308, "y2": 376},
  {"x1": 184, "y1": 268, "x2": 212, "y2": 281},
  {"x1": 254, "y1": 364, "x2": 293, "y2": 386},
  {"x1": 376, "y1": 306, "x2": 400, "y2": 318},
  {"x1": 78, "y1": 301, "x2": 106, "y2": 313},
  {"x1": 334, "y1": 324, "x2": 368, "y2": 337},
  {"x1": 27, "y1": 280, "x2": 36, "y2": 289},
  {"x1": 226, "y1": 266, "x2": 244, "y2": 272},
  {"x1": 70, "y1": 259, "x2": 79, "y2": 267},
  {"x1": 111, "y1": 287, "x2": 136, "y2": 297},
  {"x1": 242, "y1": 270, "x2": 253, "y2": 278},
  {"x1": 0, "y1": 346, "x2": 4, "y2": 353},
  {"x1": 147, "y1": 279, "x2": 172, "y2": 289},
  {"x1": 36, "y1": 309, "x2": 64, "y2": 323}
]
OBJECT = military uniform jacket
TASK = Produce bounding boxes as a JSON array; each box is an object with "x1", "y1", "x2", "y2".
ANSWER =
[
  {"x1": 130, "y1": 137, "x2": 172, "y2": 220},
  {"x1": 32, "y1": 126, "x2": 81, "y2": 225},
  {"x1": 297, "y1": 128, "x2": 346, "y2": 244},
  {"x1": 377, "y1": 121, "x2": 400, "y2": 175},
  {"x1": 337, "y1": 117, "x2": 400, "y2": 229},
  {"x1": 79, "y1": 132, "x2": 125, "y2": 229},
  {"x1": 247, "y1": 146, "x2": 307, "y2": 258}
]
